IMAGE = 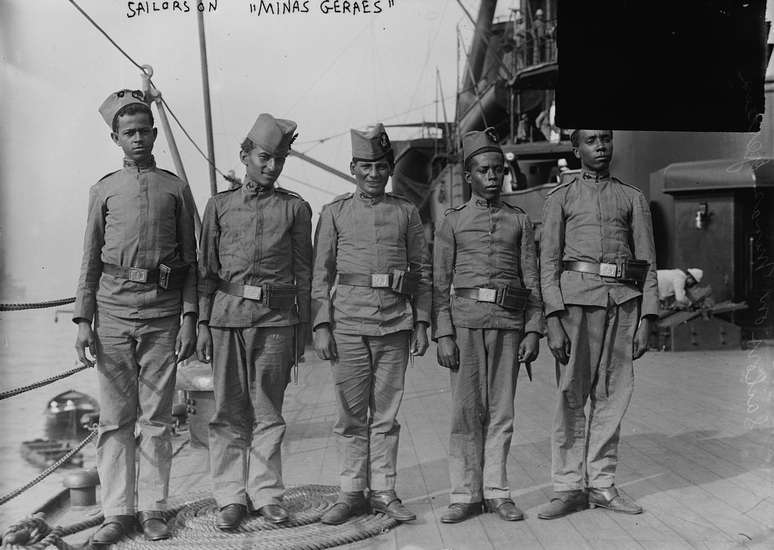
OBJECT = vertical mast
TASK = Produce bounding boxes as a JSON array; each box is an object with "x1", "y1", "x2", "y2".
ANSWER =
[{"x1": 197, "y1": 10, "x2": 218, "y2": 197}]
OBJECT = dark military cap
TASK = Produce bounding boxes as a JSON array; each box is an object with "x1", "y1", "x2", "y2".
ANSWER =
[
  {"x1": 99, "y1": 89, "x2": 149, "y2": 128},
  {"x1": 247, "y1": 113, "x2": 298, "y2": 157},
  {"x1": 462, "y1": 127, "x2": 503, "y2": 166},
  {"x1": 351, "y1": 123, "x2": 392, "y2": 161}
]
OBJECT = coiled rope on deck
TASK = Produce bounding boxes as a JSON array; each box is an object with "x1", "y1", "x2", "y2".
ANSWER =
[
  {"x1": 0, "y1": 297, "x2": 75, "y2": 312},
  {"x1": 0, "y1": 365, "x2": 92, "y2": 401},
  {"x1": 0, "y1": 429, "x2": 97, "y2": 507},
  {"x1": 1, "y1": 485, "x2": 398, "y2": 550}
]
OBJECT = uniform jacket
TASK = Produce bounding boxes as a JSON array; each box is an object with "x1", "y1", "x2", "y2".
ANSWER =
[
  {"x1": 73, "y1": 157, "x2": 198, "y2": 323},
  {"x1": 197, "y1": 182, "x2": 312, "y2": 328},
  {"x1": 539, "y1": 170, "x2": 658, "y2": 318},
  {"x1": 311, "y1": 192, "x2": 431, "y2": 336},
  {"x1": 432, "y1": 196, "x2": 544, "y2": 339}
]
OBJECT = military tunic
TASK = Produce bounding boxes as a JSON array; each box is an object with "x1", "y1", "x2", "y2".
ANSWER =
[
  {"x1": 540, "y1": 170, "x2": 658, "y2": 492},
  {"x1": 311, "y1": 191, "x2": 431, "y2": 492},
  {"x1": 198, "y1": 182, "x2": 312, "y2": 510},
  {"x1": 73, "y1": 156, "x2": 198, "y2": 516},
  {"x1": 432, "y1": 196, "x2": 544, "y2": 503}
]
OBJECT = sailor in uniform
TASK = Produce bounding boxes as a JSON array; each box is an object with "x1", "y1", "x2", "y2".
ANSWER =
[
  {"x1": 196, "y1": 114, "x2": 312, "y2": 529},
  {"x1": 433, "y1": 128, "x2": 544, "y2": 523},
  {"x1": 74, "y1": 89, "x2": 198, "y2": 545},
  {"x1": 311, "y1": 124, "x2": 432, "y2": 525},
  {"x1": 538, "y1": 129, "x2": 658, "y2": 519}
]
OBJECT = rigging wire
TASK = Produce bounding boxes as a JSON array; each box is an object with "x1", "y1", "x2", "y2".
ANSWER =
[
  {"x1": 297, "y1": 91, "x2": 464, "y2": 151},
  {"x1": 287, "y1": 23, "x2": 372, "y2": 112},
  {"x1": 67, "y1": 0, "x2": 228, "y2": 182},
  {"x1": 281, "y1": 173, "x2": 340, "y2": 196},
  {"x1": 405, "y1": 0, "x2": 451, "y2": 118}
]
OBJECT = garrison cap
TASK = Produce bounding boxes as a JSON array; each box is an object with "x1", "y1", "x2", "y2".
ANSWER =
[
  {"x1": 351, "y1": 123, "x2": 392, "y2": 161},
  {"x1": 99, "y1": 89, "x2": 150, "y2": 128},
  {"x1": 247, "y1": 113, "x2": 298, "y2": 157},
  {"x1": 462, "y1": 127, "x2": 503, "y2": 166}
]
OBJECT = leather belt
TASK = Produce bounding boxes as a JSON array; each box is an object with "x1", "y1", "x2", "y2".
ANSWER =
[
  {"x1": 563, "y1": 261, "x2": 620, "y2": 278},
  {"x1": 455, "y1": 287, "x2": 500, "y2": 303},
  {"x1": 217, "y1": 280, "x2": 297, "y2": 303},
  {"x1": 338, "y1": 273, "x2": 393, "y2": 288},
  {"x1": 103, "y1": 263, "x2": 159, "y2": 284}
]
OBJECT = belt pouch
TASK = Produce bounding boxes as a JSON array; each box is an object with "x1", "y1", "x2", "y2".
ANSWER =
[
  {"x1": 391, "y1": 270, "x2": 420, "y2": 296},
  {"x1": 619, "y1": 259, "x2": 649, "y2": 285},
  {"x1": 497, "y1": 286, "x2": 531, "y2": 311},
  {"x1": 158, "y1": 262, "x2": 189, "y2": 290}
]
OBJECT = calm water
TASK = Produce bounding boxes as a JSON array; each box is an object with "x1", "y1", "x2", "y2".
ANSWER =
[{"x1": 0, "y1": 309, "x2": 99, "y2": 529}]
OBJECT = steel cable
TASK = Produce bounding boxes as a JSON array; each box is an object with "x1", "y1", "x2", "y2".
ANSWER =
[{"x1": 0, "y1": 429, "x2": 97, "y2": 507}]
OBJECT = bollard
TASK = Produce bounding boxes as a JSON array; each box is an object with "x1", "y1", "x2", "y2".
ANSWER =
[{"x1": 63, "y1": 468, "x2": 100, "y2": 507}]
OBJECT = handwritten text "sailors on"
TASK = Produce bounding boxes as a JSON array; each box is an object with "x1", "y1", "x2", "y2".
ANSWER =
[
  {"x1": 249, "y1": 0, "x2": 395, "y2": 15},
  {"x1": 127, "y1": 1, "x2": 218, "y2": 18}
]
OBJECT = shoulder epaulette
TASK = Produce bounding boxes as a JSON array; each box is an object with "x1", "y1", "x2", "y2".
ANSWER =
[
  {"x1": 502, "y1": 201, "x2": 526, "y2": 214},
  {"x1": 97, "y1": 170, "x2": 120, "y2": 183},
  {"x1": 386, "y1": 192, "x2": 414, "y2": 204},
  {"x1": 216, "y1": 185, "x2": 240, "y2": 195},
  {"x1": 329, "y1": 192, "x2": 353, "y2": 204},
  {"x1": 612, "y1": 176, "x2": 643, "y2": 193},
  {"x1": 275, "y1": 186, "x2": 304, "y2": 200},
  {"x1": 546, "y1": 180, "x2": 574, "y2": 196},
  {"x1": 158, "y1": 168, "x2": 182, "y2": 179},
  {"x1": 443, "y1": 203, "x2": 467, "y2": 216}
]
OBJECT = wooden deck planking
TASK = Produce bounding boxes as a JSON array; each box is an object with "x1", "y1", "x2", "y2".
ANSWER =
[
  {"x1": 511, "y1": 374, "x2": 700, "y2": 547},
  {"x1": 614, "y1": 439, "x2": 759, "y2": 545},
  {"x1": 48, "y1": 342, "x2": 774, "y2": 549}
]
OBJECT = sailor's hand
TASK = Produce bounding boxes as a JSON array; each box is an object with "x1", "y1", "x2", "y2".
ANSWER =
[
  {"x1": 175, "y1": 315, "x2": 196, "y2": 363},
  {"x1": 518, "y1": 332, "x2": 540, "y2": 363},
  {"x1": 632, "y1": 317, "x2": 651, "y2": 360},
  {"x1": 75, "y1": 321, "x2": 96, "y2": 368},
  {"x1": 410, "y1": 322, "x2": 429, "y2": 357},
  {"x1": 314, "y1": 325, "x2": 338, "y2": 362},
  {"x1": 196, "y1": 323, "x2": 212, "y2": 363},
  {"x1": 436, "y1": 336, "x2": 459, "y2": 370},
  {"x1": 547, "y1": 315, "x2": 571, "y2": 365}
]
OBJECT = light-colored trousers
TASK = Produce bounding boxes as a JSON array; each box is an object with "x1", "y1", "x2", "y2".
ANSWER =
[
  {"x1": 551, "y1": 298, "x2": 639, "y2": 491},
  {"x1": 449, "y1": 328, "x2": 521, "y2": 503},
  {"x1": 331, "y1": 330, "x2": 410, "y2": 492},
  {"x1": 208, "y1": 326, "x2": 293, "y2": 509},
  {"x1": 94, "y1": 310, "x2": 179, "y2": 516}
]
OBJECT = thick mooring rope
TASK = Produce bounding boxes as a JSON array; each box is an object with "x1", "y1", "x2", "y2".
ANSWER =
[
  {"x1": 0, "y1": 365, "x2": 92, "y2": 401},
  {"x1": 0, "y1": 297, "x2": 76, "y2": 312}
]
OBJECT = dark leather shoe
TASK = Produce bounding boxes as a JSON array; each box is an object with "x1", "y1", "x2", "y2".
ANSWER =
[
  {"x1": 216, "y1": 503, "x2": 247, "y2": 530},
  {"x1": 321, "y1": 492, "x2": 368, "y2": 525},
  {"x1": 588, "y1": 486, "x2": 643, "y2": 514},
  {"x1": 90, "y1": 515, "x2": 135, "y2": 546},
  {"x1": 259, "y1": 503, "x2": 289, "y2": 524},
  {"x1": 137, "y1": 510, "x2": 169, "y2": 541},
  {"x1": 484, "y1": 498, "x2": 524, "y2": 521},
  {"x1": 537, "y1": 490, "x2": 589, "y2": 520},
  {"x1": 440, "y1": 502, "x2": 482, "y2": 524},
  {"x1": 369, "y1": 490, "x2": 416, "y2": 522}
]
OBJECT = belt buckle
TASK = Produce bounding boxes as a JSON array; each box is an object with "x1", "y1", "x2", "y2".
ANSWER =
[
  {"x1": 371, "y1": 274, "x2": 391, "y2": 288},
  {"x1": 599, "y1": 263, "x2": 618, "y2": 278},
  {"x1": 242, "y1": 284, "x2": 263, "y2": 301},
  {"x1": 128, "y1": 267, "x2": 148, "y2": 283},
  {"x1": 477, "y1": 288, "x2": 497, "y2": 303}
]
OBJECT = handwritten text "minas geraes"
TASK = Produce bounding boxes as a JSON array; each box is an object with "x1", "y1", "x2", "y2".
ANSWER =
[
  {"x1": 250, "y1": 0, "x2": 395, "y2": 15},
  {"x1": 127, "y1": 1, "x2": 218, "y2": 17}
]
